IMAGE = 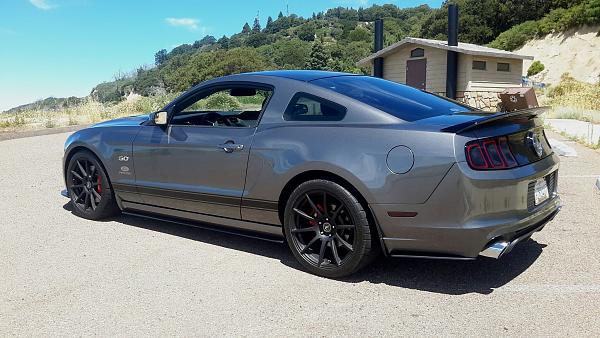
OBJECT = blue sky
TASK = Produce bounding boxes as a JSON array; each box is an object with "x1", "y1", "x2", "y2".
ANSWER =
[{"x1": 0, "y1": 0, "x2": 443, "y2": 112}]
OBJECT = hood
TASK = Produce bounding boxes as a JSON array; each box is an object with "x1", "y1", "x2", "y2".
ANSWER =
[{"x1": 91, "y1": 114, "x2": 150, "y2": 128}]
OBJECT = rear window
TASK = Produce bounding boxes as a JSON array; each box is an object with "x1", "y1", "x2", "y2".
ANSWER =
[{"x1": 311, "y1": 76, "x2": 474, "y2": 122}]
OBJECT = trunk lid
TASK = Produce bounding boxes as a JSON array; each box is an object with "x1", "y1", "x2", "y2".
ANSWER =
[{"x1": 418, "y1": 107, "x2": 553, "y2": 167}]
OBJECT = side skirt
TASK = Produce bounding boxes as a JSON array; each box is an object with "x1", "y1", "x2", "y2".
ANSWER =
[{"x1": 121, "y1": 200, "x2": 284, "y2": 243}]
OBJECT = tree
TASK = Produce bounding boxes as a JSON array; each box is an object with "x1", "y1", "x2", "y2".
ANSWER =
[
  {"x1": 527, "y1": 61, "x2": 545, "y2": 76},
  {"x1": 266, "y1": 16, "x2": 273, "y2": 29},
  {"x1": 253, "y1": 16, "x2": 261, "y2": 32},
  {"x1": 306, "y1": 40, "x2": 329, "y2": 70},
  {"x1": 154, "y1": 49, "x2": 168, "y2": 66},
  {"x1": 263, "y1": 39, "x2": 311, "y2": 69},
  {"x1": 217, "y1": 35, "x2": 230, "y2": 49},
  {"x1": 193, "y1": 35, "x2": 217, "y2": 49},
  {"x1": 278, "y1": 11, "x2": 284, "y2": 19},
  {"x1": 242, "y1": 22, "x2": 251, "y2": 34},
  {"x1": 348, "y1": 26, "x2": 371, "y2": 42},
  {"x1": 297, "y1": 22, "x2": 316, "y2": 41},
  {"x1": 246, "y1": 32, "x2": 268, "y2": 47},
  {"x1": 169, "y1": 44, "x2": 194, "y2": 58}
]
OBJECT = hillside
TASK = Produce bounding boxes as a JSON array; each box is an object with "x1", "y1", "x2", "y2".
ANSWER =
[
  {"x1": 88, "y1": 0, "x2": 582, "y2": 104},
  {"x1": 5, "y1": 96, "x2": 85, "y2": 114},
  {"x1": 3, "y1": 0, "x2": 596, "y2": 113},
  {"x1": 516, "y1": 25, "x2": 600, "y2": 85}
]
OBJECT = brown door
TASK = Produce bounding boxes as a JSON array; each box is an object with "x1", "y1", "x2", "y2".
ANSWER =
[{"x1": 406, "y1": 59, "x2": 426, "y2": 90}]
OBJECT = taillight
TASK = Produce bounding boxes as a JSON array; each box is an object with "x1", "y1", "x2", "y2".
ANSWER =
[{"x1": 465, "y1": 136, "x2": 517, "y2": 170}]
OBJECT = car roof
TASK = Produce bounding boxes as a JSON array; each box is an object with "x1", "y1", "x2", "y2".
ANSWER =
[{"x1": 244, "y1": 70, "x2": 359, "y2": 82}]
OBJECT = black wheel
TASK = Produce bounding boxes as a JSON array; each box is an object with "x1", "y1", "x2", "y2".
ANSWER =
[
  {"x1": 66, "y1": 150, "x2": 120, "y2": 220},
  {"x1": 283, "y1": 179, "x2": 377, "y2": 278}
]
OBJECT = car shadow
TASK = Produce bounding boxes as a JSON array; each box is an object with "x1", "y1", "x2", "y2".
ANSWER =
[{"x1": 63, "y1": 203, "x2": 545, "y2": 295}]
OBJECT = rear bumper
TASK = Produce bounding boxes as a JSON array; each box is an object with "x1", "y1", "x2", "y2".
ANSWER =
[
  {"x1": 370, "y1": 153, "x2": 561, "y2": 258},
  {"x1": 478, "y1": 202, "x2": 559, "y2": 259}
]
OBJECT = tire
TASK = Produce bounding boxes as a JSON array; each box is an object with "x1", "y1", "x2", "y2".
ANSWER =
[
  {"x1": 283, "y1": 179, "x2": 377, "y2": 278},
  {"x1": 66, "y1": 150, "x2": 120, "y2": 220}
]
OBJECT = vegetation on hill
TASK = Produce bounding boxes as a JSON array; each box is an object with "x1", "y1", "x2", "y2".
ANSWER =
[
  {"x1": 548, "y1": 74, "x2": 600, "y2": 115},
  {"x1": 527, "y1": 60, "x2": 545, "y2": 77},
  {"x1": 489, "y1": 0, "x2": 600, "y2": 51},
  {"x1": 5, "y1": 96, "x2": 85, "y2": 114},
  {"x1": 90, "y1": 0, "x2": 584, "y2": 104}
]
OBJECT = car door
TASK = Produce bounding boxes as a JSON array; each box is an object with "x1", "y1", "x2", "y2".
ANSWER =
[{"x1": 131, "y1": 84, "x2": 272, "y2": 219}]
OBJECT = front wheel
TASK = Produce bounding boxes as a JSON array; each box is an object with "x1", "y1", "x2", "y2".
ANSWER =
[
  {"x1": 283, "y1": 179, "x2": 377, "y2": 278},
  {"x1": 66, "y1": 150, "x2": 120, "y2": 220}
]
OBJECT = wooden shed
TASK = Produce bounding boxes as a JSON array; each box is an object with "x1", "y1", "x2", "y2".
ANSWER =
[{"x1": 357, "y1": 37, "x2": 534, "y2": 110}]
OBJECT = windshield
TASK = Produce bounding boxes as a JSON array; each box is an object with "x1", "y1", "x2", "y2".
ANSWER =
[{"x1": 311, "y1": 76, "x2": 475, "y2": 122}]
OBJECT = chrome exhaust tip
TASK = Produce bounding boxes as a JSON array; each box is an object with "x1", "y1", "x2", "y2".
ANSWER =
[{"x1": 479, "y1": 240, "x2": 509, "y2": 259}]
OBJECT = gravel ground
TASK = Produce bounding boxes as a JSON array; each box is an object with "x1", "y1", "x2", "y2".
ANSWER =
[{"x1": 1, "y1": 130, "x2": 599, "y2": 337}]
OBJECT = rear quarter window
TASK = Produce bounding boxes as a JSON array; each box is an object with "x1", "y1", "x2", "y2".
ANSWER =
[
  {"x1": 311, "y1": 76, "x2": 473, "y2": 122},
  {"x1": 283, "y1": 92, "x2": 346, "y2": 122}
]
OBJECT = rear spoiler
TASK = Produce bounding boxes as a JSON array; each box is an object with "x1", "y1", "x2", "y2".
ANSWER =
[{"x1": 442, "y1": 106, "x2": 550, "y2": 134}]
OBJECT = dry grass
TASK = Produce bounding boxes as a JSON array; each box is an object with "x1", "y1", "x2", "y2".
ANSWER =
[
  {"x1": 0, "y1": 94, "x2": 179, "y2": 132},
  {"x1": 545, "y1": 74, "x2": 600, "y2": 123}
]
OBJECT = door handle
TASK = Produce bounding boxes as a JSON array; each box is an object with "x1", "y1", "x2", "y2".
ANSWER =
[{"x1": 218, "y1": 142, "x2": 244, "y2": 153}]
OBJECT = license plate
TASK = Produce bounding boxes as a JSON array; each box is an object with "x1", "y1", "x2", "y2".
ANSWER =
[{"x1": 534, "y1": 178, "x2": 550, "y2": 205}]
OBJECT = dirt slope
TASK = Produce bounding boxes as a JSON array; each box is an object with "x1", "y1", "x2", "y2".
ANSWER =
[{"x1": 516, "y1": 25, "x2": 600, "y2": 85}]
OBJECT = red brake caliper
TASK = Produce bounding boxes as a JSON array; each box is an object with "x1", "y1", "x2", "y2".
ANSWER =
[{"x1": 97, "y1": 175, "x2": 102, "y2": 194}]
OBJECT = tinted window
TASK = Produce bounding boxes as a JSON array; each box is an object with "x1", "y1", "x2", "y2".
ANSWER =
[
  {"x1": 472, "y1": 60, "x2": 487, "y2": 70},
  {"x1": 284, "y1": 93, "x2": 346, "y2": 121},
  {"x1": 311, "y1": 76, "x2": 474, "y2": 122},
  {"x1": 497, "y1": 62, "x2": 510, "y2": 72}
]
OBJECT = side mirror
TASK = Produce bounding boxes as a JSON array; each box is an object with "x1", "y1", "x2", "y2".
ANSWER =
[{"x1": 153, "y1": 111, "x2": 168, "y2": 125}]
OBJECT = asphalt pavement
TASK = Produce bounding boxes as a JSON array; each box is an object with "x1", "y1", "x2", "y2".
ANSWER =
[{"x1": 1, "y1": 130, "x2": 599, "y2": 337}]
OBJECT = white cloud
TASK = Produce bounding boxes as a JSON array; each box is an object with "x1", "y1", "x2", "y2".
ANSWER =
[
  {"x1": 165, "y1": 17, "x2": 200, "y2": 31},
  {"x1": 29, "y1": 0, "x2": 55, "y2": 10},
  {"x1": 337, "y1": 0, "x2": 369, "y2": 6}
]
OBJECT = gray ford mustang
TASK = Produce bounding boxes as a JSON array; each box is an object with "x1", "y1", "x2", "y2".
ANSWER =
[{"x1": 62, "y1": 70, "x2": 561, "y2": 277}]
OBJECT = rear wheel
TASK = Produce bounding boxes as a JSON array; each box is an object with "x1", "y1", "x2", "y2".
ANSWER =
[
  {"x1": 283, "y1": 179, "x2": 376, "y2": 278},
  {"x1": 66, "y1": 150, "x2": 119, "y2": 220}
]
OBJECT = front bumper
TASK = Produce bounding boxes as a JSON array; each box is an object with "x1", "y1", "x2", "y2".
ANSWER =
[{"x1": 61, "y1": 189, "x2": 70, "y2": 198}]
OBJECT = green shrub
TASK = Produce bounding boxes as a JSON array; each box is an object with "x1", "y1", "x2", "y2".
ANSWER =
[
  {"x1": 489, "y1": 0, "x2": 600, "y2": 51},
  {"x1": 44, "y1": 117, "x2": 56, "y2": 128},
  {"x1": 205, "y1": 92, "x2": 241, "y2": 110},
  {"x1": 488, "y1": 20, "x2": 539, "y2": 51},
  {"x1": 68, "y1": 112, "x2": 79, "y2": 126},
  {"x1": 527, "y1": 61, "x2": 546, "y2": 76},
  {"x1": 0, "y1": 114, "x2": 26, "y2": 129}
]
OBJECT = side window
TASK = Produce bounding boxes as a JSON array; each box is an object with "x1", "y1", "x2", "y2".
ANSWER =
[
  {"x1": 497, "y1": 62, "x2": 510, "y2": 72},
  {"x1": 171, "y1": 86, "x2": 272, "y2": 127},
  {"x1": 283, "y1": 93, "x2": 346, "y2": 122},
  {"x1": 472, "y1": 60, "x2": 487, "y2": 70}
]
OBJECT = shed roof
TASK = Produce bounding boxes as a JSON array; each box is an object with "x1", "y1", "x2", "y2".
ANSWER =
[{"x1": 357, "y1": 37, "x2": 534, "y2": 66}]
